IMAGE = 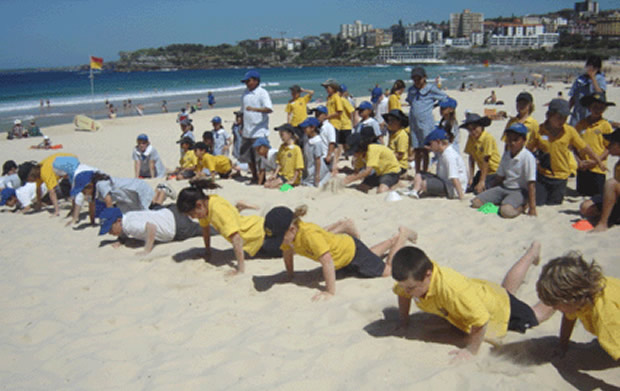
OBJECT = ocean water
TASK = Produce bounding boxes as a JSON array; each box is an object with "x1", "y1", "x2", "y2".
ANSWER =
[{"x1": 0, "y1": 64, "x2": 581, "y2": 132}]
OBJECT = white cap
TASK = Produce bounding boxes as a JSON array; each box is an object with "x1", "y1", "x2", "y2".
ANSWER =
[
  {"x1": 14, "y1": 119, "x2": 21, "y2": 125},
  {"x1": 43, "y1": 135, "x2": 50, "y2": 140}
]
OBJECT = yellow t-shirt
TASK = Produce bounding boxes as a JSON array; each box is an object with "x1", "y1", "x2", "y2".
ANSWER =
[
  {"x1": 326, "y1": 94, "x2": 344, "y2": 130},
  {"x1": 365, "y1": 144, "x2": 401, "y2": 176},
  {"x1": 575, "y1": 118, "x2": 613, "y2": 175},
  {"x1": 285, "y1": 94, "x2": 312, "y2": 127},
  {"x1": 277, "y1": 143, "x2": 304, "y2": 185},
  {"x1": 280, "y1": 221, "x2": 356, "y2": 270},
  {"x1": 38, "y1": 152, "x2": 78, "y2": 190},
  {"x1": 502, "y1": 115, "x2": 539, "y2": 144},
  {"x1": 339, "y1": 97, "x2": 354, "y2": 131},
  {"x1": 388, "y1": 128, "x2": 409, "y2": 170},
  {"x1": 388, "y1": 93, "x2": 402, "y2": 111},
  {"x1": 465, "y1": 131, "x2": 500, "y2": 174},
  {"x1": 393, "y1": 261, "x2": 511, "y2": 338},
  {"x1": 527, "y1": 123, "x2": 587, "y2": 180},
  {"x1": 198, "y1": 194, "x2": 265, "y2": 256},
  {"x1": 197, "y1": 153, "x2": 232, "y2": 175},
  {"x1": 180, "y1": 149, "x2": 198, "y2": 169},
  {"x1": 565, "y1": 276, "x2": 620, "y2": 360}
]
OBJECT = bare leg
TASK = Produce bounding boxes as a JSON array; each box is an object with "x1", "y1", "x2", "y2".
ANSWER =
[
  {"x1": 580, "y1": 199, "x2": 599, "y2": 217},
  {"x1": 370, "y1": 226, "x2": 417, "y2": 270},
  {"x1": 331, "y1": 147, "x2": 342, "y2": 175},
  {"x1": 324, "y1": 218, "x2": 360, "y2": 239},
  {"x1": 471, "y1": 197, "x2": 484, "y2": 209},
  {"x1": 499, "y1": 204, "x2": 524, "y2": 219},
  {"x1": 152, "y1": 189, "x2": 166, "y2": 205},
  {"x1": 421, "y1": 150, "x2": 429, "y2": 173},
  {"x1": 264, "y1": 178, "x2": 283, "y2": 189},
  {"x1": 377, "y1": 184, "x2": 390, "y2": 193},
  {"x1": 591, "y1": 179, "x2": 620, "y2": 233},
  {"x1": 501, "y1": 241, "x2": 541, "y2": 295},
  {"x1": 235, "y1": 201, "x2": 260, "y2": 212},
  {"x1": 414, "y1": 149, "x2": 423, "y2": 174}
]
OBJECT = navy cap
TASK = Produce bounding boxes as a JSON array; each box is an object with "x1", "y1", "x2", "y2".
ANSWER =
[
  {"x1": 264, "y1": 206, "x2": 295, "y2": 246},
  {"x1": 460, "y1": 113, "x2": 492, "y2": 129},
  {"x1": 0, "y1": 187, "x2": 16, "y2": 206},
  {"x1": 505, "y1": 123, "x2": 528, "y2": 136},
  {"x1": 357, "y1": 101, "x2": 373, "y2": 111},
  {"x1": 241, "y1": 70, "x2": 260, "y2": 82},
  {"x1": 382, "y1": 109, "x2": 409, "y2": 127},
  {"x1": 424, "y1": 127, "x2": 448, "y2": 145},
  {"x1": 275, "y1": 123, "x2": 298, "y2": 134},
  {"x1": 299, "y1": 117, "x2": 320, "y2": 128},
  {"x1": 252, "y1": 138, "x2": 271, "y2": 148},
  {"x1": 211, "y1": 116, "x2": 222, "y2": 123},
  {"x1": 547, "y1": 99, "x2": 570, "y2": 117},
  {"x1": 340, "y1": 84, "x2": 348, "y2": 92},
  {"x1": 411, "y1": 67, "x2": 426, "y2": 78},
  {"x1": 579, "y1": 93, "x2": 615, "y2": 108},
  {"x1": 371, "y1": 87, "x2": 383, "y2": 103},
  {"x1": 439, "y1": 97, "x2": 457, "y2": 109},
  {"x1": 516, "y1": 92, "x2": 533, "y2": 103},
  {"x1": 176, "y1": 136, "x2": 195, "y2": 145},
  {"x1": 98, "y1": 207, "x2": 123, "y2": 235},
  {"x1": 137, "y1": 133, "x2": 149, "y2": 141},
  {"x1": 313, "y1": 105, "x2": 328, "y2": 115},
  {"x1": 71, "y1": 170, "x2": 94, "y2": 197}
]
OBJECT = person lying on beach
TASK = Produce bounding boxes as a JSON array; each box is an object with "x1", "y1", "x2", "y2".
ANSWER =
[
  {"x1": 264, "y1": 124, "x2": 304, "y2": 189},
  {"x1": 579, "y1": 128, "x2": 620, "y2": 232},
  {"x1": 384, "y1": 109, "x2": 410, "y2": 176},
  {"x1": 536, "y1": 251, "x2": 620, "y2": 360},
  {"x1": 401, "y1": 127, "x2": 467, "y2": 200},
  {"x1": 30, "y1": 135, "x2": 53, "y2": 150},
  {"x1": 343, "y1": 126, "x2": 401, "y2": 194},
  {"x1": 168, "y1": 137, "x2": 197, "y2": 180},
  {"x1": 300, "y1": 117, "x2": 331, "y2": 188},
  {"x1": 0, "y1": 181, "x2": 49, "y2": 213},
  {"x1": 263, "y1": 205, "x2": 417, "y2": 301},
  {"x1": 392, "y1": 241, "x2": 554, "y2": 363},
  {"x1": 462, "y1": 113, "x2": 500, "y2": 195},
  {"x1": 97, "y1": 205, "x2": 202, "y2": 255},
  {"x1": 193, "y1": 142, "x2": 233, "y2": 180},
  {"x1": 133, "y1": 133, "x2": 166, "y2": 179},
  {"x1": 471, "y1": 123, "x2": 537, "y2": 218}
]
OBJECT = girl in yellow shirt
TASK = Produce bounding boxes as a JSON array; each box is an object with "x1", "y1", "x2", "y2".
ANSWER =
[
  {"x1": 388, "y1": 80, "x2": 406, "y2": 111},
  {"x1": 264, "y1": 205, "x2": 417, "y2": 301}
]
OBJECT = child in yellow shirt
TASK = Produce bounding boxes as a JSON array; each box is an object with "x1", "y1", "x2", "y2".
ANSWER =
[
  {"x1": 574, "y1": 93, "x2": 615, "y2": 196},
  {"x1": 167, "y1": 137, "x2": 197, "y2": 180},
  {"x1": 392, "y1": 242, "x2": 554, "y2": 362},
  {"x1": 462, "y1": 113, "x2": 500, "y2": 194},
  {"x1": 502, "y1": 92, "x2": 538, "y2": 146},
  {"x1": 285, "y1": 85, "x2": 314, "y2": 127},
  {"x1": 536, "y1": 252, "x2": 620, "y2": 360},
  {"x1": 383, "y1": 109, "x2": 409, "y2": 175},
  {"x1": 265, "y1": 124, "x2": 304, "y2": 189},
  {"x1": 388, "y1": 80, "x2": 406, "y2": 111},
  {"x1": 263, "y1": 205, "x2": 417, "y2": 301},
  {"x1": 193, "y1": 142, "x2": 233, "y2": 180}
]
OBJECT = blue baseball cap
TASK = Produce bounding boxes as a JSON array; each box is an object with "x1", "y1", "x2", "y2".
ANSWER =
[
  {"x1": 137, "y1": 133, "x2": 149, "y2": 141},
  {"x1": 71, "y1": 170, "x2": 94, "y2": 197},
  {"x1": 424, "y1": 127, "x2": 448, "y2": 145},
  {"x1": 99, "y1": 207, "x2": 123, "y2": 235},
  {"x1": 340, "y1": 84, "x2": 348, "y2": 92},
  {"x1": 439, "y1": 97, "x2": 457, "y2": 109},
  {"x1": 241, "y1": 70, "x2": 260, "y2": 82},
  {"x1": 300, "y1": 117, "x2": 320, "y2": 128},
  {"x1": 211, "y1": 116, "x2": 222, "y2": 123},
  {"x1": 357, "y1": 101, "x2": 373, "y2": 111},
  {"x1": 313, "y1": 105, "x2": 328, "y2": 115},
  {"x1": 371, "y1": 87, "x2": 383, "y2": 103},
  {"x1": 506, "y1": 123, "x2": 528, "y2": 136},
  {"x1": 0, "y1": 187, "x2": 16, "y2": 206},
  {"x1": 252, "y1": 137, "x2": 271, "y2": 148}
]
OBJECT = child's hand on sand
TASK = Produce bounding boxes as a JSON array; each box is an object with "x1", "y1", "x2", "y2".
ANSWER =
[
  {"x1": 312, "y1": 291, "x2": 333, "y2": 302},
  {"x1": 449, "y1": 348, "x2": 474, "y2": 364},
  {"x1": 111, "y1": 242, "x2": 122, "y2": 249}
]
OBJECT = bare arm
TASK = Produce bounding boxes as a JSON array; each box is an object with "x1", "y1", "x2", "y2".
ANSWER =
[
  {"x1": 314, "y1": 252, "x2": 337, "y2": 301},
  {"x1": 475, "y1": 159, "x2": 490, "y2": 194},
  {"x1": 88, "y1": 200, "x2": 96, "y2": 224},
  {"x1": 314, "y1": 157, "x2": 321, "y2": 187},
  {"x1": 579, "y1": 145, "x2": 605, "y2": 171},
  {"x1": 149, "y1": 160, "x2": 156, "y2": 178},
  {"x1": 468, "y1": 156, "x2": 475, "y2": 186},
  {"x1": 201, "y1": 226, "x2": 211, "y2": 259},
  {"x1": 326, "y1": 111, "x2": 342, "y2": 120},
  {"x1": 398, "y1": 295, "x2": 412, "y2": 328},
  {"x1": 134, "y1": 160, "x2": 140, "y2": 178},
  {"x1": 451, "y1": 178, "x2": 465, "y2": 200},
  {"x1": 450, "y1": 323, "x2": 488, "y2": 362},
  {"x1": 558, "y1": 314, "x2": 577, "y2": 354},
  {"x1": 283, "y1": 248, "x2": 294, "y2": 278},
  {"x1": 49, "y1": 186, "x2": 59, "y2": 216},
  {"x1": 229, "y1": 232, "x2": 245, "y2": 273},
  {"x1": 291, "y1": 169, "x2": 301, "y2": 186},
  {"x1": 527, "y1": 181, "x2": 537, "y2": 216},
  {"x1": 343, "y1": 167, "x2": 373, "y2": 185},
  {"x1": 138, "y1": 222, "x2": 157, "y2": 255}
]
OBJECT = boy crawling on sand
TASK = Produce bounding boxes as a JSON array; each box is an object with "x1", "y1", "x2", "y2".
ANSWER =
[{"x1": 392, "y1": 242, "x2": 554, "y2": 362}]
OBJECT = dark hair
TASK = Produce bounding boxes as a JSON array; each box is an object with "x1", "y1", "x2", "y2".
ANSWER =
[
  {"x1": 194, "y1": 142, "x2": 209, "y2": 152},
  {"x1": 2, "y1": 160, "x2": 17, "y2": 176},
  {"x1": 391, "y1": 79, "x2": 406, "y2": 94},
  {"x1": 357, "y1": 136, "x2": 377, "y2": 153},
  {"x1": 585, "y1": 56, "x2": 602, "y2": 71},
  {"x1": 439, "y1": 118, "x2": 456, "y2": 143},
  {"x1": 176, "y1": 179, "x2": 221, "y2": 213},
  {"x1": 391, "y1": 246, "x2": 433, "y2": 281},
  {"x1": 90, "y1": 172, "x2": 111, "y2": 199},
  {"x1": 202, "y1": 131, "x2": 213, "y2": 141}
]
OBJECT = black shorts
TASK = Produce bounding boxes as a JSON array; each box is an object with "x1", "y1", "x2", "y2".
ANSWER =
[
  {"x1": 361, "y1": 172, "x2": 400, "y2": 188},
  {"x1": 577, "y1": 170, "x2": 605, "y2": 197},
  {"x1": 337, "y1": 129, "x2": 352, "y2": 145},
  {"x1": 336, "y1": 237, "x2": 385, "y2": 278},
  {"x1": 535, "y1": 173, "x2": 567, "y2": 206},
  {"x1": 591, "y1": 194, "x2": 620, "y2": 226},
  {"x1": 218, "y1": 170, "x2": 232, "y2": 179},
  {"x1": 507, "y1": 293, "x2": 539, "y2": 333}
]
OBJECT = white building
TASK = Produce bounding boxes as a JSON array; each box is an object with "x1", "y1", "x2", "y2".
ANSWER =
[
  {"x1": 378, "y1": 45, "x2": 444, "y2": 63},
  {"x1": 405, "y1": 25, "x2": 443, "y2": 45},
  {"x1": 489, "y1": 33, "x2": 559, "y2": 48},
  {"x1": 340, "y1": 20, "x2": 373, "y2": 39}
]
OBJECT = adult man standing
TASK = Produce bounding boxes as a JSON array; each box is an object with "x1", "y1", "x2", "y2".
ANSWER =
[{"x1": 240, "y1": 70, "x2": 273, "y2": 181}]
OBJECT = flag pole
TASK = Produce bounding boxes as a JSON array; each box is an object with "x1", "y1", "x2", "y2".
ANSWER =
[{"x1": 89, "y1": 58, "x2": 95, "y2": 117}]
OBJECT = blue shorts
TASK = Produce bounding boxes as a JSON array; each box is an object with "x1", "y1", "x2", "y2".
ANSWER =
[{"x1": 336, "y1": 238, "x2": 385, "y2": 278}]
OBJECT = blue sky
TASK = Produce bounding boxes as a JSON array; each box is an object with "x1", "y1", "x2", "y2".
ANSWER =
[{"x1": 1, "y1": 0, "x2": 617, "y2": 69}]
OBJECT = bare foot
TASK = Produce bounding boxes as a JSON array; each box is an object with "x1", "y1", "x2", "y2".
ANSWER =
[
  {"x1": 399, "y1": 226, "x2": 418, "y2": 244},
  {"x1": 527, "y1": 240, "x2": 541, "y2": 265},
  {"x1": 590, "y1": 224, "x2": 608, "y2": 233}
]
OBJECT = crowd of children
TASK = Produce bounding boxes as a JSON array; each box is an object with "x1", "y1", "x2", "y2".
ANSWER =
[{"x1": 1, "y1": 60, "x2": 618, "y2": 369}]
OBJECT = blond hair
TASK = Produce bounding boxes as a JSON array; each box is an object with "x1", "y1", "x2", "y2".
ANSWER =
[
  {"x1": 291, "y1": 205, "x2": 308, "y2": 226},
  {"x1": 536, "y1": 251, "x2": 605, "y2": 306}
]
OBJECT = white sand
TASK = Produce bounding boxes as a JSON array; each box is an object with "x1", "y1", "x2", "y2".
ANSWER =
[{"x1": 1, "y1": 78, "x2": 619, "y2": 390}]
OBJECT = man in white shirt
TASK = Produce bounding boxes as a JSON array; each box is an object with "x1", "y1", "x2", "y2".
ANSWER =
[{"x1": 240, "y1": 70, "x2": 273, "y2": 182}]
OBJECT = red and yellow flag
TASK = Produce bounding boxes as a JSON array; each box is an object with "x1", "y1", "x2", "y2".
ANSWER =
[{"x1": 90, "y1": 56, "x2": 103, "y2": 70}]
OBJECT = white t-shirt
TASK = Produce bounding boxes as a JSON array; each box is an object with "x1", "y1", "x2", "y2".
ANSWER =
[
  {"x1": 241, "y1": 86, "x2": 273, "y2": 138},
  {"x1": 319, "y1": 121, "x2": 337, "y2": 151},
  {"x1": 302, "y1": 135, "x2": 330, "y2": 187},
  {"x1": 437, "y1": 146, "x2": 468, "y2": 199},
  {"x1": 0, "y1": 173, "x2": 21, "y2": 189},
  {"x1": 354, "y1": 117, "x2": 382, "y2": 138},
  {"x1": 213, "y1": 128, "x2": 230, "y2": 156},
  {"x1": 374, "y1": 98, "x2": 389, "y2": 125},
  {"x1": 122, "y1": 207, "x2": 176, "y2": 242},
  {"x1": 258, "y1": 148, "x2": 278, "y2": 172},
  {"x1": 497, "y1": 147, "x2": 537, "y2": 190},
  {"x1": 16, "y1": 182, "x2": 47, "y2": 208}
]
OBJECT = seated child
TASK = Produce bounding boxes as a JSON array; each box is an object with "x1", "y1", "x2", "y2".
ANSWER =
[
  {"x1": 343, "y1": 127, "x2": 401, "y2": 194},
  {"x1": 263, "y1": 205, "x2": 417, "y2": 301},
  {"x1": 264, "y1": 124, "x2": 304, "y2": 189},
  {"x1": 97, "y1": 205, "x2": 202, "y2": 254},
  {"x1": 462, "y1": 113, "x2": 500, "y2": 194},
  {"x1": 133, "y1": 134, "x2": 166, "y2": 178},
  {"x1": 211, "y1": 116, "x2": 232, "y2": 156},
  {"x1": 169, "y1": 137, "x2": 197, "y2": 180},
  {"x1": 28, "y1": 120, "x2": 43, "y2": 137},
  {"x1": 253, "y1": 138, "x2": 278, "y2": 186},
  {"x1": 176, "y1": 179, "x2": 283, "y2": 274},
  {"x1": 354, "y1": 101, "x2": 383, "y2": 143},
  {"x1": 438, "y1": 97, "x2": 460, "y2": 153},
  {"x1": 1, "y1": 160, "x2": 21, "y2": 189},
  {"x1": 471, "y1": 123, "x2": 537, "y2": 218},
  {"x1": 193, "y1": 142, "x2": 233, "y2": 180},
  {"x1": 392, "y1": 242, "x2": 553, "y2": 362},
  {"x1": 201, "y1": 131, "x2": 215, "y2": 154},
  {"x1": 536, "y1": 252, "x2": 620, "y2": 360},
  {"x1": 383, "y1": 109, "x2": 410, "y2": 175},
  {"x1": 579, "y1": 128, "x2": 620, "y2": 232},
  {"x1": 299, "y1": 117, "x2": 331, "y2": 187},
  {"x1": 313, "y1": 105, "x2": 338, "y2": 175},
  {"x1": 404, "y1": 127, "x2": 468, "y2": 200},
  {"x1": 574, "y1": 93, "x2": 615, "y2": 196}
]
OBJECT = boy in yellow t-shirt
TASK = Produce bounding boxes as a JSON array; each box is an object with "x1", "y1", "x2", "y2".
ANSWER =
[
  {"x1": 574, "y1": 93, "x2": 615, "y2": 196},
  {"x1": 392, "y1": 242, "x2": 554, "y2": 363},
  {"x1": 537, "y1": 252, "x2": 620, "y2": 360},
  {"x1": 462, "y1": 113, "x2": 500, "y2": 194},
  {"x1": 168, "y1": 137, "x2": 198, "y2": 180},
  {"x1": 264, "y1": 124, "x2": 304, "y2": 189},
  {"x1": 285, "y1": 85, "x2": 314, "y2": 127},
  {"x1": 263, "y1": 205, "x2": 418, "y2": 301},
  {"x1": 383, "y1": 109, "x2": 410, "y2": 175},
  {"x1": 193, "y1": 142, "x2": 233, "y2": 180}
]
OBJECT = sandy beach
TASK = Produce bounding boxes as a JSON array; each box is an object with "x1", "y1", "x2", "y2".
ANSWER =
[{"x1": 1, "y1": 78, "x2": 619, "y2": 390}]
